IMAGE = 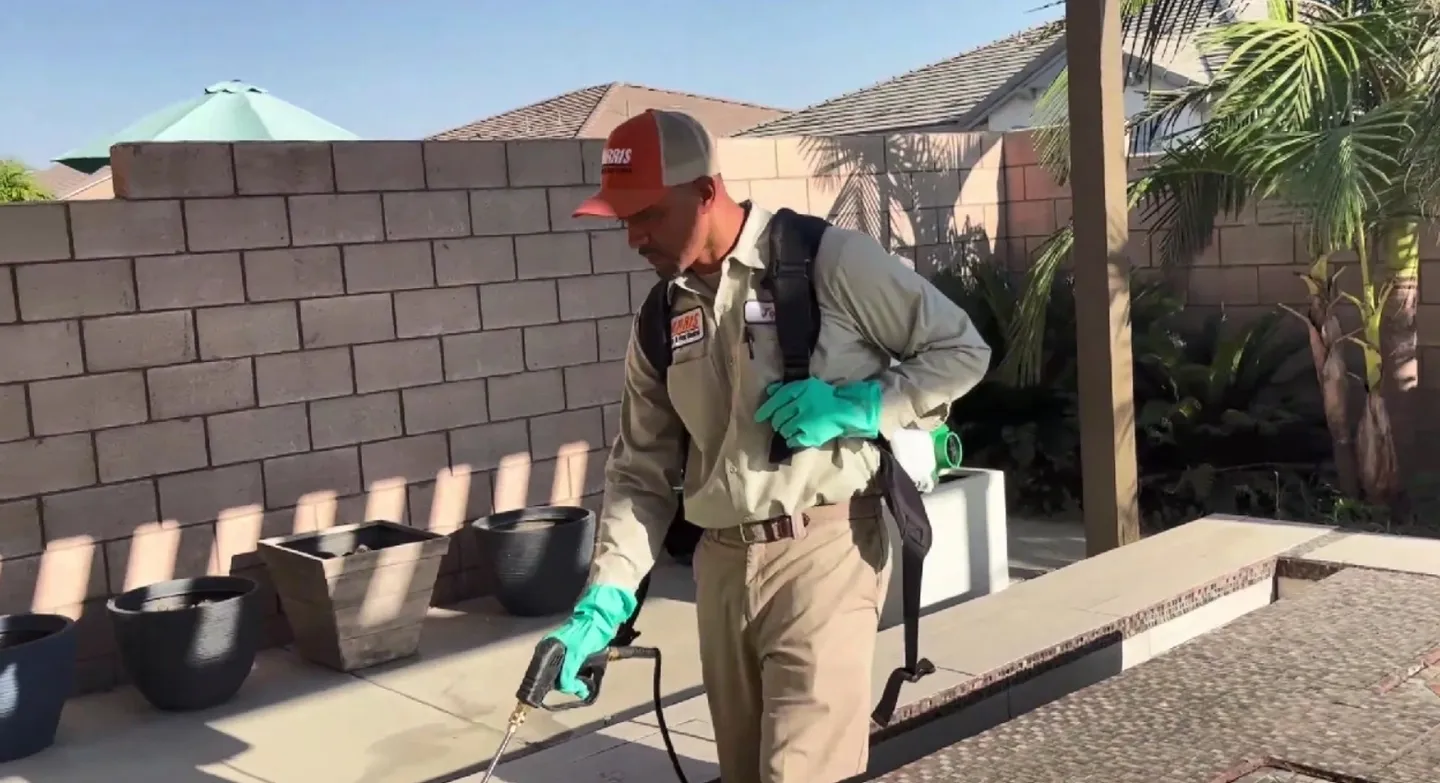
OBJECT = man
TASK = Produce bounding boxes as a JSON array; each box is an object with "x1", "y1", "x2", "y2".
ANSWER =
[{"x1": 544, "y1": 109, "x2": 991, "y2": 783}]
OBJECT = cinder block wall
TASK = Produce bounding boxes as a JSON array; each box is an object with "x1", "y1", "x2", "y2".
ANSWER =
[{"x1": 0, "y1": 131, "x2": 1436, "y2": 696}]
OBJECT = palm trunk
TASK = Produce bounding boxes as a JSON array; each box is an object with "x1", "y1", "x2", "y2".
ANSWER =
[
  {"x1": 1286, "y1": 261, "x2": 1358, "y2": 497},
  {"x1": 1354, "y1": 237, "x2": 1402, "y2": 510},
  {"x1": 1381, "y1": 220, "x2": 1420, "y2": 498}
]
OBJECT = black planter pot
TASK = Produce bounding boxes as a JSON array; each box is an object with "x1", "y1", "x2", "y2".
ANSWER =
[
  {"x1": 470, "y1": 505, "x2": 596, "y2": 617},
  {"x1": 0, "y1": 613, "x2": 78, "y2": 763},
  {"x1": 107, "y1": 575, "x2": 262, "y2": 711}
]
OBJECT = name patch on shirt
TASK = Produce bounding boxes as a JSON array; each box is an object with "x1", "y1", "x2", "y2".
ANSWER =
[
  {"x1": 670, "y1": 307, "x2": 705, "y2": 350},
  {"x1": 743, "y1": 300, "x2": 776, "y2": 324}
]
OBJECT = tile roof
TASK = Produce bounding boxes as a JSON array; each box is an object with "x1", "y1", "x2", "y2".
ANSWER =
[
  {"x1": 428, "y1": 83, "x2": 787, "y2": 141},
  {"x1": 738, "y1": 21, "x2": 1067, "y2": 138},
  {"x1": 30, "y1": 164, "x2": 112, "y2": 200}
]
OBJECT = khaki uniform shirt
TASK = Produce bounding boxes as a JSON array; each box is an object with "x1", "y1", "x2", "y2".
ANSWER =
[{"x1": 591, "y1": 204, "x2": 993, "y2": 591}]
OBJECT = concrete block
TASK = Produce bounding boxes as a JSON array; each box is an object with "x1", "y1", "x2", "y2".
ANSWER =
[
  {"x1": 507, "y1": 140, "x2": 585, "y2": 187},
  {"x1": 233, "y1": 142, "x2": 335, "y2": 195},
  {"x1": 524, "y1": 321, "x2": 598, "y2": 370},
  {"x1": 589, "y1": 230, "x2": 648, "y2": 274},
  {"x1": 0, "y1": 204, "x2": 71, "y2": 263},
  {"x1": 383, "y1": 191, "x2": 471, "y2": 240},
  {"x1": 359, "y1": 432, "x2": 450, "y2": 485},
  {"x1": 288, "y1": 193, "x2": 385, "y2": 246},
  {"x1": 15, "y1": 258, "x2": 136, "y2": 320},
  {"x1": 70, "y1": 200, "x2": 185, "y2": 259},
  {"x1": 352, "y1": 338, "x2": 444, "y2": 393},
  {"x1": 748, "y1": 178, "x2": 809, "y2": 213},
  {"x1": 0, "y1": 433, "x2": 95, "y2": 500},
  {"x1": 449, "y1": 419, "x2": 529, "y2": 472},
  {"x1": 441, "y1": 329, "x2": 524, "y2": 380},
  {"x1": 148, "y1": 359, "x2": 256, "y2": 418},
  {"x1": 596, "y1": 315, "x2": 632, "y2": 361},
  {"x1": 309, "y1": 392, "x2": 403, "y2": 449},
  {"x1": 716, "y1": 138, "x2": 778, "y2": 180},
  {"x1": 255, "y1": 347, "x2": 354, "y2": 406},
  {"x1": 83, "y1": 311, "x2": 195, "y2": 371},
  {"x1": 515, "y1": 232, "x2": 591, "y2": 279},
  {"x1": 602, "y1": 402, "x2": 621, "y2": 444},
  {"x1": 184, "y1": 197, "x2": 290, "y2": 252},
  {"x1": 394, "y1": 287, "x2": 481, "y2": 338},
  {"x1": 581, "y1": 139, "x2": 606, "y2": 184},
  {"x1": 0, "y1": 499, "x2": 42, "y2": 559},
  {"x1": 263, "y1": 447, "x2": 363, "y2": 509},
  {"x1": 343, "y1": 240, "x2": 435, "y2": 292},
  {"x1": 558, "y1": 274, "x2": 630, "y2": 320},
  {"x1": 879, "y1": 469, "x2": 1010, "y2": 631},
  {"x1": 157, "y1": 463, "x2": 265, "y2": 528},
  {"x1": 433, "y1": 236, "x2": 515, "y2": 285},
  {"x1": 0, "y1": 268, "x2": 14, "y2": 323},
  {"x1": 548, "y1": 185, "x2": 618, "y2": 233},
  {"x1": 479, "y1": 279, "x2": 558, "y2": 329},
  {"x1": 0, "y1": 385, "x2": 27, "y2": 442},
  {"x1": 332, "y1": 141, "x2": 425, "y2": 192},
  {"x1": 401, "y1": 379, "x2": 489, "y2": 434},
  {"x1": 207, "y1": 403, "x2": 310, "y2": 465},
  {"x1": 423, "y1": 142, "x2": 508, "y2": 189},
  {"x1": 105, "y1": 521, "x2": 219, "y2": 594},
  {"x1": 487, "y1": 369, "x2": 565, "y2": 421},
  {"x1": 42, "y1": 479, "x2": 159, "y2": 543},
  {"x1": 629, "y1": 271, "x2": 658, "y2": 313},
  {"x1": 0, "y1": 321, "x2": 84, "y2": 382},
  {"x1": 563, "y1": 361, "x2": 624, "y2": 408},
  {"x1": 95, "y1": 418, "x2": 209, "y2": 483},
  {"x1": 110, "y1": 143, "x2": 235, "y2": 199},
  {"x1": 529, "y1": 407, "x2": 606, "y2": 458},
  {"x1": 135, "y1": 252, "x2": 245, "y2": 310},
  {"x1": 470, "y1": 188, "x2": 550, "y2": 235},
  {"x1": 29, "y1": 371, "x2": 148, "y2": 436},
  {"x1": 298, "y1": 293, "x2": 396, "y2": 348},
  {"x1": 194, "y1": 301, "x2": 299, "y2": 360},
  {"x1": 243, "y1": 246, "x2": 345, "y2": 301}
]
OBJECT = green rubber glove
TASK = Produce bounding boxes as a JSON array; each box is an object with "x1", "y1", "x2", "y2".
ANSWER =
[
  {"x1": 755, "y1": 378, "x2": 882, "y2": 449},
  {"x1": 542, "y1": 584, "x2": 637, "y2": 700}
]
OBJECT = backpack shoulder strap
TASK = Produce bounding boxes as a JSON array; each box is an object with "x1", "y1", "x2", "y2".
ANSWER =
[
  {"x1": 635, "y1": 277, "x2": 675, "y2": 379},
  {"x1": 764, "y1": 207, "x2": 830, "y2": 465}
]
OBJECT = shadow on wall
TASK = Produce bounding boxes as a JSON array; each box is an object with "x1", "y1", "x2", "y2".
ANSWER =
[
  {"x1": 0, "y1": 443, "x2": 601, "y2": 697},
  {"x1": 797, "y1": 133, "x2": 1005, "y2": 280}
]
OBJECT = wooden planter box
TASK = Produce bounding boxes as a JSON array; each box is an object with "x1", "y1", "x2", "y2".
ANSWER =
[{"x1": 258, "y1": 521, "x2": 452, "y2": 672}]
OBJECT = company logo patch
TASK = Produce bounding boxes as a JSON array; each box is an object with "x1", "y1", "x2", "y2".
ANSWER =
[
  {"x1": 670, "y1": 307, "x2": 704, "y2": 350},
  {"x1": 601, "y1": 147, "x2": 633, "y2": 168},
  {"x1": 743, "y1": 300, "x2": 776, "y2": 324}
]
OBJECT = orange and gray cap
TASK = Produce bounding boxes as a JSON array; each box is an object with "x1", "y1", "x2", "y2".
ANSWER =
[{"x1": 572, "y1": 109, "x2": 721, "y2": 220}]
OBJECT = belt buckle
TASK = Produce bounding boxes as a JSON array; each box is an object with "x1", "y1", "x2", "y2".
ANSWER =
[{"x1": 738, "y1": 521, "x2": 764, "y2": 545}]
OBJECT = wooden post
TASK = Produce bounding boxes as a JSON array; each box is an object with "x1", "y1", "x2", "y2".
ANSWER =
[{"x1": 1065, "y1": 0, "x2": 1142, "y2": 555}]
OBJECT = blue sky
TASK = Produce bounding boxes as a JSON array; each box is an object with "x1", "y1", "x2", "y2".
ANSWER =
[{"x1": 1, "y1": 0, "x2": 1060, "y2": 168}]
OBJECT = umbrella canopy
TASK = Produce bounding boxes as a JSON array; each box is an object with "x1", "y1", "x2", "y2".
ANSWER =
[{"x1": 55, "y1": 80, "x2": 359, "y2": 174}]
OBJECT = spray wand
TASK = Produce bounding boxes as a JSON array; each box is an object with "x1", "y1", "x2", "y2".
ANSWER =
[{"x1": 476, "y1": 638, "x2": 689, "y2": 783}]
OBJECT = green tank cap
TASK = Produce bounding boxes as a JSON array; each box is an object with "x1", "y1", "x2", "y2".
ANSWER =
[{"x1": 932, "y1": 423, "x2": 962, "y2": 471}]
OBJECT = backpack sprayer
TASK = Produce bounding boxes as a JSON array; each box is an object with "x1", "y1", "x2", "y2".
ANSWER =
[{"x1": 476, "y1": 635, "x2": 689, "y2": 783}]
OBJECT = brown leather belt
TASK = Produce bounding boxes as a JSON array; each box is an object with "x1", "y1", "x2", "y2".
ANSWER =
[{"x1": 721, "y1": 494, "x2": 882, "y2": 545}]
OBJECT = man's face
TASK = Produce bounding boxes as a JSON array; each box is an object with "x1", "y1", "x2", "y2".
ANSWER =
[{"x1": 622, "y1": 180, "x2": 711, "y2": 279}]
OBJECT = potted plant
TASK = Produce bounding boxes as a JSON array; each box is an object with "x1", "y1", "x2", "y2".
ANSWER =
[
  {"x1": 469, "y1": 505, "x2": 595, "y2": 617},
  {"x1": 107, "y1": 575, "x2": 262, "y2": 711},
  {"x1": 0, "y1": 613, "x2": 78, "y2": 762},
  {"x1": 258, "y1": 520, "x2": 452, "y2": 672}
]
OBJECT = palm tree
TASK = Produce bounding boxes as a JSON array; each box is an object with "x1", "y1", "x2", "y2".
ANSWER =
[{"x1": 1007, "y1": 0, "x2": 1440, "y2": 509}]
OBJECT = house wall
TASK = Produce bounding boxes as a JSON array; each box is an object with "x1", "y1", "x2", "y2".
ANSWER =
[{"x1": 0, "y1": 131, "x2": 1435, "y2": 698}]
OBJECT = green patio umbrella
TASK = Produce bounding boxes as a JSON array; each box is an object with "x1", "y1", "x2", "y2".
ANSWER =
[{"x1": 54, "y1": 80, "x2": 360, "y2": 174}]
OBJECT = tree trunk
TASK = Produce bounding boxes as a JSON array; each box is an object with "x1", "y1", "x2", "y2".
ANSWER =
[
  {"x1": 1356, "y1": 387, "x2": 1400, "y2": 509},
  {"x1": 1285, "y1": 264, "x2": 1359, "y2": 497},
  {"x1": 1381, "y1": 220, "x2": 1420, "y2": 501}
]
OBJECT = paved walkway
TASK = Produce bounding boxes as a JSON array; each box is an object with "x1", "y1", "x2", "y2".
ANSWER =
[{"x1": 875, "y1": 566, "x2": 1440, "y2": 783}]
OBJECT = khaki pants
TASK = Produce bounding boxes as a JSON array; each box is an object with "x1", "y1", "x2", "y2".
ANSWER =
[{"x1": 693, "y1": 506, "x2": 891, "y2": 783}]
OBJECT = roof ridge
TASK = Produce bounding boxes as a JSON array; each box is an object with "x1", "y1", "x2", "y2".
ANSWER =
[
  {"x1": 741, "y1": 18, "x2": 1064, "y2": 135},
  {"x1": 610, "y1": 82, "x2": 789, "y2": 113},
  {"x1": 426, "y1": 83, "x2": 615, "y2": 140}
]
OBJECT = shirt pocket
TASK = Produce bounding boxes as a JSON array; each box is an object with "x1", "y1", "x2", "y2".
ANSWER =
[
  {"x1": 743, "y1": 324, "x2": 784, "y2": 394},
  {"x1": 666, "y1": 333, "x2": 712, "y2": 427}
]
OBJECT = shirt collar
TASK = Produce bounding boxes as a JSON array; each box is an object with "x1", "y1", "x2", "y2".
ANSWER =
[{"x1": 728, "y1": 201, "x2": 773, "y2": 271}]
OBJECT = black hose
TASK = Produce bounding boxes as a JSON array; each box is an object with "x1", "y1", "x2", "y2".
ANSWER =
[{"x1": 611, "y1": 646, "x2": 689, "y2": 783}]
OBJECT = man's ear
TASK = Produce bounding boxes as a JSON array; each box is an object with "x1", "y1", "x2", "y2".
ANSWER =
[{"x1": 692, "y1": 176, "x2": 718, "y2": 209}]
